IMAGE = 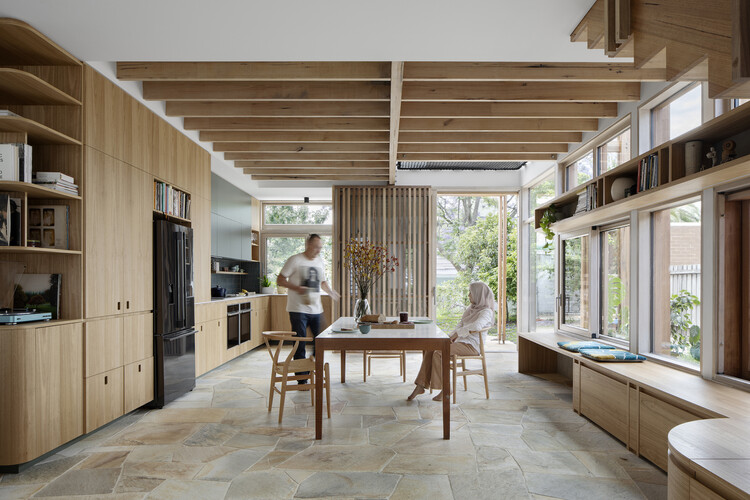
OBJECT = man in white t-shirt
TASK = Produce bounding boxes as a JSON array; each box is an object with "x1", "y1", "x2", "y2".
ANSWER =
[{"x1": 277, "y1": 234, "x2": 340, "y2": 382}]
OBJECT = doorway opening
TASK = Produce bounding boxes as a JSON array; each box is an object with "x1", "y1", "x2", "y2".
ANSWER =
[{"x1": 435, "y1": 194, "x2": 518, "y2": 343}]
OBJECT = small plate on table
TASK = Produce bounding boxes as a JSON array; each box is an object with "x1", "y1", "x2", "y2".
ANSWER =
[
  {"x1": 412, "y1": 319, "x2": 433, "y2": 324},
  {"x1": 331, "y1": 328, "x2": 358, "y2": 334}
]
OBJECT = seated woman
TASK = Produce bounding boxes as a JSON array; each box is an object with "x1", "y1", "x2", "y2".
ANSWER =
[{"x1": 408, "y1": 281, "x2": 495, "y2": 402}]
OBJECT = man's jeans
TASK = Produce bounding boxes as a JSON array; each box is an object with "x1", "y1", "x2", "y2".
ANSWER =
[{"x1": 288, "y1": 312, "x2": 322, "y2": 381}]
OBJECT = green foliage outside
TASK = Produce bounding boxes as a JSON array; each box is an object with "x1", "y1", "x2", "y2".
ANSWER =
[
  {"x1": 435, "y1": 196, "x2": 518, "y2": 342},
  {"x1": 670, "y1": 289, "x2": 701, "y2": 363}
]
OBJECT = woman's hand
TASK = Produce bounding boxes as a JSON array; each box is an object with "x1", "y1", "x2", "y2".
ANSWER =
[{"x1": 450, "y1": 332, "x2": 458, "y2": 342}]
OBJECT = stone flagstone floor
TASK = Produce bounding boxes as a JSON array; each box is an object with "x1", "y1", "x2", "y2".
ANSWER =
[{"x1": 0, "y1": 346, "x2": 667, "y2": 499}]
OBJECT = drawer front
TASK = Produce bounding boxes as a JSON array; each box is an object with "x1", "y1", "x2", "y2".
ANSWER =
[
  {"x1": 85, "y1": 317, "x2": 123, "y2": 377},
  {"x1": 124, "y1": 357, "x2": 154, "y2": 413},
  {"x1": 639, "y1": 392, "x2": 701, "y2": 471},
  {"x1": 85, "y1": 367, "x2": 124, "y2": 433},
  {"x1": 196, "y1": 302, "x2": 226, "y2": 323},
  {"x1": 580, "y1": 365, "x2": 629, "y2": 443},
  {"x1": 123, "y1": 312, "x2": 153, "y2": 365}
]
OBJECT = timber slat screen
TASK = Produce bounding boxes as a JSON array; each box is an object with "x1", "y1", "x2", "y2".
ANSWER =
[{"x1": 334, "y1": 186, "x2": 435, "y2": 318}]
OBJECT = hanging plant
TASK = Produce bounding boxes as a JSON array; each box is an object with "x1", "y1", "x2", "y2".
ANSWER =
[{"x1": 539, "y1": 204, "x2": 557, "y2": 250}]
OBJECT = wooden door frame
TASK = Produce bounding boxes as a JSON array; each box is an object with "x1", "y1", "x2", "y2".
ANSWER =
[{"x1": 435, "y1": 191, "x2": 518, "y2": 343}]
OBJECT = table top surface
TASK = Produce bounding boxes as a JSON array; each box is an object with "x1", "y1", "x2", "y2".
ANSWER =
[{"x1": 318, "y1": 317, "x2": 447, "y2": 340}]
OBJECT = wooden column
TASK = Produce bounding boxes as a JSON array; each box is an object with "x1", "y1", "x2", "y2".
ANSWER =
[{"x1": 652, "y1": 210, "x2": 672, "y2": 355}]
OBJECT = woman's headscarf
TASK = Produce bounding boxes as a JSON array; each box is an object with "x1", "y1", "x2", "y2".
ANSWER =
[{"x1": 460, "y1": 282, "x2": 496, "y2": 325}]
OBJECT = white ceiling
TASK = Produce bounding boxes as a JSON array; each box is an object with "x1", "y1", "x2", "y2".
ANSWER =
[
  {"x1": 1, "y1": 0, "x2": 606, "y2": 62},
  {"x1": 0, "y1": 0, "x2": 604, "y2": 199}
]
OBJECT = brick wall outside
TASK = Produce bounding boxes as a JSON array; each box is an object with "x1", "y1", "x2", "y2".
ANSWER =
[{"x1": 670, "y1": 223, "x2": 701, "y2": 266}]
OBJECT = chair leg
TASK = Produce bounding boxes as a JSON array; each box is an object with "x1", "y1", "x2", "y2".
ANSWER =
[
  {"x1": 462, "y1": 359, "x2": 468, "y2": 391},
  {"x1": 481, "y1": 356, "x2": 490, "y2": 400},
  {"x1": 278, "y1": 373, "x2": 288, "y2": 424},
  {"x1": 401, "y1": 351, "x2": 406, "y2": 383},
  {"x1": 368, "y1": 356, "x2": 372, "y2": 376},
  {"x1": 324, "y1": 363, "x2": 331, "y2": 418},
  {"x1": 363, "y1": 351, "x2": 367, "y2": 382},
  {"x1": 310, "y1": 371, "x2": 315, "y2": 406},
  {"x1": 267, "y1": 374, "x2": 276, "y2": 413},
  {"x1": 452, "y1": 356, "x2": 457, "y2": 404}
]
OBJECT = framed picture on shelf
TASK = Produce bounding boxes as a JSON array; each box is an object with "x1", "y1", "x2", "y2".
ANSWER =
[
  {"x1": 28, "y1": 205, "x2": 69, "y2": 249},
  {"x1": 13, "y1": 273, "x2": 61, "y2": 319}
]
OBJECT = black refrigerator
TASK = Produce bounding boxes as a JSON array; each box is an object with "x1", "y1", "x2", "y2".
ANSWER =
[{"x1": 153, "y1": 219, "x2": 196, "y2": 408}]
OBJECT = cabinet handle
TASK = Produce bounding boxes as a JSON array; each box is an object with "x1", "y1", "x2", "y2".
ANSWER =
[
  {"x1": 138, "y1": 364, "x2": 142, "y2": 373},
  {"x1": 200, "y1": 325, "x2": 203, "y2": 332},
  {"x1": 218, "y1": 320, "x2": 221, "y2": 326},
  {"x1": 127, "y1": 300, "x2": 130, "y2": 309},
  {"x1": 104, "y1": 375, "x2": 108, "y2": 385},
  {"x1": 117, "y1": 302, "x2": 121, "y2": 311}
]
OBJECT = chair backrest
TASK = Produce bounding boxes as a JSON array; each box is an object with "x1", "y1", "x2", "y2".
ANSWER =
[
  {"x1": 262, "y1": 331, "x2": 314, "y2": 370},
  {"x1": 471, "y1": 329, "x2": 490, "y2": 356}
]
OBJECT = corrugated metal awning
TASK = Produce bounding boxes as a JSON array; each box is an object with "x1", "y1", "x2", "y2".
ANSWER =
[{"x1": 397, "y1": 161, "x2": 526, "y2": 171}]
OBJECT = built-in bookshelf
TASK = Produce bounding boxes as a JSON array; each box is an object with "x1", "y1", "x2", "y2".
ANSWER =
[
  {"x1": 251, "y1": 229, "x2": 260, "y2": 262},
  {"x1": 153, "y1": 179, "x2": 191, "y2": 221},
  {"x1": 0, "y1": 18, "x2": 84, "y2": 320},
  {"x1": 535, "y1": 103, "x2": 750, "y2": 233}
]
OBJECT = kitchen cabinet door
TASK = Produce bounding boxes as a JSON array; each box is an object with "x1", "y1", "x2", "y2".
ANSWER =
[
  {"x1": 85, "y1": 367, "x2": 123, "y2": 433},
  {"x1": 192, "y1": 196, "x2": 211, "y2": 304},
  {"x1": 121, "y1": 164, "x2": 153, "y2": 314},
  {"x1": 124, "y1": 357, "x2": 154, "y2": 413},
  {"x1": 211, "y1": 212, "x2": 220, "y2": 257},
  {"x1": 85, "y1": 316, "x2": 123, "y2": 377},
  {"x1": 123, "y1": 312, "x2": 153, "y2": 366}
]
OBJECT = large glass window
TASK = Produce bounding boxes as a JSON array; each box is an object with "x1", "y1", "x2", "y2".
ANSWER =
[
  {"x1": 651, "y1": 200, "x2": 701, "y2": 367},
  {"x1": 529, "y1": 174, "x2": 555, "y2": 212},
  {"x1": 600, "y1": 225, "x2": 630, "y2": 341},
  {"x1": 264, "y1": 204, "x2": 332, "y2": 225},
  {"x1": 598, "y1": 128, "x2": 631, "y2": 173},
  {"x1": 566, "y1": 152, "x2": 594, "y2": 190},
  {"x1": 531, "y1": 229, "x2": 555, "y2": 332},
  {"x1": 562, "y1": 235, "x2": 590, "y2": 330},
  {"x1": 651, "y1": 84, "x2": 702, "y2": 147},
  {"x1": 265, "y1": 235, "x2": 333, "y2": 282}
]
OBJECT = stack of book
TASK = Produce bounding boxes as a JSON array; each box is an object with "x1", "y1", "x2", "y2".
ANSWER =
[
  {"x1": 33, "y1": 172, "x2": 79, "y2": 195},
  {"x1": 0, "y1": 143, "x2": 32, "y2": 182},
  {"x1": 636, "y1": 154, "x2": 659, "y2": 192},
  {"x1": 154, "y1": 180, "x2": 191, "y2": 220},
  {"x1": 573, "y1": 183, "x2": 598, "y2": 215}
]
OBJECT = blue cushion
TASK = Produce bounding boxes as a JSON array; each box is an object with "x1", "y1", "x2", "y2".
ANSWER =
[
  {"x1": 579, "y1": 349, "x2": 646, "y2": 362},
  {"x1": 557, "y1": 341, "x2": 616, "y2": 352}
]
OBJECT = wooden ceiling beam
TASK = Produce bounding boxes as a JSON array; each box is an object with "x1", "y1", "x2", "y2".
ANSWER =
[
  {"x1": 250, "y1": 175, "x2": 389, "y2": 181},
  {"x1": 397, "y1": 153, "x2": 557, "y2": 161},
  {"x1": 399, "y1": 117, "x2": 598, "y2": 132},
  {"x1": 166, "y1": 100, "x2": 390, "y2": 117},
  {"x1": 400, "y1": 101, "x2": 617, "y2": 118},
  {"x1": 403, "y1": 62, "x2": 664, "y2": 81},
  {"x1": 397, "y1": 143, "x2": 568, "y2": 154},
  {"x1": 184, "y1": 117, "x2": 389, "y2": 131},
  {"x1": 389, "y1": 61, "x2": 404, "y2": 185},
  {"x1": 117, "y1": 61, "x2": 391, "y2": 81},
  {"x1": 237, "y1": 160, "x2": 388, "y2": 168},
  {"x1": 213, "y1": 142, "x2": 388, "y2": 153},
  {"x1": 198, "y1": 130, "x2": 389, "y2": 142},
  {"x1": 228, "y1": 154, "x2": 388, "y2": 162},
  {"x1": 398, "y1": 131, "x2": 582, "y2": 143},
  {"x1": 143, "y1": 81, "x2": 390, "y2": 101},
  {"x1": 244, "y1": 168, "x2": 388, "y2": 175},
  {"x1": 402, "y1": 81, "x2": 640, "y2": 101}
]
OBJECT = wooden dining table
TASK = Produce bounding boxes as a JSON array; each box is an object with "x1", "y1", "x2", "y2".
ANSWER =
[{"x1": 314, "y1": 317, "x2": 452, "y2": 440}]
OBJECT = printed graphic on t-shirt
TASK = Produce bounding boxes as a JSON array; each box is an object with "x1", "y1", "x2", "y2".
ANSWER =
[{"x1": 302, "y1": 266, "x2": 321, "y2": 292}]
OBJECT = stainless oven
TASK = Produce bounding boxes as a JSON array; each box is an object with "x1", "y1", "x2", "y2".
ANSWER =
[{"x1": 227, "y1": 301, "x2": 252, "y2": 349}]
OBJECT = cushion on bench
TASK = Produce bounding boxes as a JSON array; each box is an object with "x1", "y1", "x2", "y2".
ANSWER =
[
  {"x1": 557, "y1": 340, "x2": 616, "y2": 352},
  {"x1": 579, "y1": 349, "x2": 646, "y2": 362}
]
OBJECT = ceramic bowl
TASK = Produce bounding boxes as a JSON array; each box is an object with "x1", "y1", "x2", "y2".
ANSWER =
[{"x1": 358, "y1": 323, "x2": 371, "y2": 334}]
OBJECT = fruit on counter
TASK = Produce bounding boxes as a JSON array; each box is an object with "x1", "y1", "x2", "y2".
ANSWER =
[{"x1": 241, "y1": 289, "x2": 249, "y2": 294}]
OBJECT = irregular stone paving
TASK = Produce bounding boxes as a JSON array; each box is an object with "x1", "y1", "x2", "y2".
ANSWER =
[{"x1": 0, "y1": 346, "x2": 667, "y2": 499}]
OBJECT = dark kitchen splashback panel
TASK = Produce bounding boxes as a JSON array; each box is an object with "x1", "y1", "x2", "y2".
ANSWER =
[{"x1": 211, "y1": 258, "x2": 260, "y2": 294}]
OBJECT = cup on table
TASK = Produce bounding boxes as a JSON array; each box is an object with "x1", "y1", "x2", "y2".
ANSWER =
[
  {"x1": 359, "y1": 323, "x2": 371, "y2": 334},
  {"x1": 399, "y1": 311, "x2": 409, "y2": 323}
]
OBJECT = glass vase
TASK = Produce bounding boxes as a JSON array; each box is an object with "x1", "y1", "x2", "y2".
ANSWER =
[{"x1": 354, "y1": 296, "x2": 371, "y2": 323}]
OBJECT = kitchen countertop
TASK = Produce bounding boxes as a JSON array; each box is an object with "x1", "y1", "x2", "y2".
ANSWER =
[{"x1": 199, "y1": 292, "x2": 330, "y2": 305}]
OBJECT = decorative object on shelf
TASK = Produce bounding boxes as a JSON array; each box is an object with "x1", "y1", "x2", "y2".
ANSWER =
[
  {"x1": 721, "y1": 140, "x2": 737, "y2": 164},
  {"x1": 685, "y1": 141, "x2": 703, "y2": 175},
  {"x1": 343, "y1": 238, "x2": 399, "y2": 322},
  {"x1": 212, "y1": 259, "x2": 220, "y2": 272},
  {"x1": 28, "y1": 205, "x2": 69, "y2": 249},
  {"x1": 0, "y1": 143, "x2": 32, "y2": 182},
  {"x1": 260, "y1": 274, "x2": 275, "y2": 294},
  {"x1": 13, "y1": 273, "x2": 61, "y2": 319},
  {"x1": 0, "y1": 193, "x2": 8, "y2": 245},
  {"x1": 611, "y1": 177, "x2": 636, "y2": 202},
  {"x1": 539, "y1": 204, "x2": 557, "y2": 250},
  {"x1": 707, "y1": 146, "x2": 719, "y2": 167}
]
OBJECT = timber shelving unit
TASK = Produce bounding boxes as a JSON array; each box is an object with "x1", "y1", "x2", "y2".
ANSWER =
[
  {"x1": 0, "y1": 17, "x2": 84, "y2": 321},
  {"x1": 535, "y1": 103, "x2": 750, "y2": 234}
]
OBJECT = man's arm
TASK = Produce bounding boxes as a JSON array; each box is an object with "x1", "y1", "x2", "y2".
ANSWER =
[
  {"x1": 277, "y1": 274, "x2": 305, "y2": 294},
  {"x1": 320, "y1": 281, "x2": 340, "y2": 301}
]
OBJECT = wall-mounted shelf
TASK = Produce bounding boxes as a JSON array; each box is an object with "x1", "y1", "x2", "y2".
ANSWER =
[
  {"x1": 0, "y1": 246, "x2": 82, "y2": 255},
  {"x1": 212, "y1": 271, "x2": 248, "y2": 275},
  {"x1": 536, "y1": 103, "x2": 750, "y2": 232},
  {"x1": 0, "y1": 181, "x2": 81, "y2": 200},
  {"x1": 154, "y1": 180, "x2": 190, "y2": 221},
  {"x1": 0, "y1": 18, "x2": 81, "y2": 66},
  {"x1": 0, "y1": 68, "x2": 81, "y2": 105},
  {"x1": 0, "y1": 115, "x2": 81, "y2": 145},
  {"x1": 153, "y1": 210, "x2": 191, "y2": 226}
]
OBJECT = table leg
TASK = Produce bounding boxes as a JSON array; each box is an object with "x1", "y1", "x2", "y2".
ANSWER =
[
  {"x1": 315, "y1": 347, "x2": 324, "y2": 440},
  {"x1": 340, "y1": 350, "x2": 346, "y2": 383},
  {"x1": 441, "y1": 341, "x2": 450, "y2": 440}
]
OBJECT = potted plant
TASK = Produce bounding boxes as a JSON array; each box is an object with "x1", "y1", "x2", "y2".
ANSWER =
[
  {"x1": 260, "y1": 275, "x2": 275, "y2": 295},
  {"x1": 539, "y1": 204, "x2": 557, "y2": 250},
  {"x1": 343, "y1": 238, "x2": 399, "y2": 322}
]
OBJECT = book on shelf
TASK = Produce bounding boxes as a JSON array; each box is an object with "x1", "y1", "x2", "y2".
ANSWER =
[
  {"x1": 0, "y1": 194, "x2": 22, "y2": 246},
  {"x1": 637, "y1": 154, "x2": 659, "y2": 193},
  {"x1": 573, "y1": 183, "x2": 598, "y2": 215},
  {"x1": 0, "y1": 143, "x2": 32, "y2": 182},
  {"x1": 34, "y1": 171, "x2": 74, "y2": 184},
  {"x1": 154, "y1": 180, "x2": 190, "y2": 220},
  {"x1": 28, "y1": 204, "x2": 69, "y2": 249},
  {"x1": 32, "y1": 178, "x2": 79, "y2": 195}
]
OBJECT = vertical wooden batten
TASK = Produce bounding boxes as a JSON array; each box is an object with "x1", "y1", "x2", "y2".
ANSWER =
[{"x1": 388, "y1": 62, "x2": 403, "y2": 185}]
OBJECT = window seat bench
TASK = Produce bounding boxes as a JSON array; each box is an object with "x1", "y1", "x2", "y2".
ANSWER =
[{"x1": 518, "y1": 332, "x2": 750, "y2": 500}]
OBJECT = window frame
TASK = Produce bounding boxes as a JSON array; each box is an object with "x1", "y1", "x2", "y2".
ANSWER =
[
  {"x1": 557, "y1": 228, "x2": 593, "y2": 337},
  {"x1": 649, "y1": 82, "x2": 702, "y2": 148},
  {"x1": 597, "y1": 220, "x2": 631, "y2": 345}
]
